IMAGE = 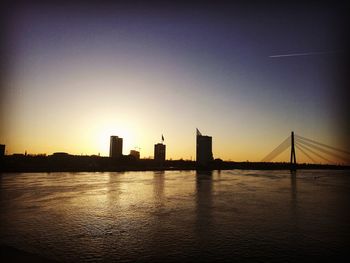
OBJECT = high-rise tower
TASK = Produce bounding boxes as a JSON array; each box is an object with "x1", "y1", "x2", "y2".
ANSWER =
[
  {"x1": 154, "y1": 143, "x2": 166, "y2": 163},
  {"x1": 0, "y1": 144, "x2": 5, "y2": 157},
  {"x1": 154, "y1": 134, "x2": 166, "y2": 163},
  {"x1": 109, "y1": 136, "x2": 123, "y2": 158},
  {"x1": 196, "y1": 128, "x2": 213, "y2": 166}
]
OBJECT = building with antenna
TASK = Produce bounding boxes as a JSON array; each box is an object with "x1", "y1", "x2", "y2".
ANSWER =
[
  {"x1": 109, "y1": 136, "x2": 123, "y2": 158},
  {"x1": 154, "y1": 144, "x2": 166, "y2": 162},
  {"x1": 154, "y1": 134, "x2": 166, "y2": 163},
  {"x1": 196, "y1": 128, "x2": 213, "y2": 166}
]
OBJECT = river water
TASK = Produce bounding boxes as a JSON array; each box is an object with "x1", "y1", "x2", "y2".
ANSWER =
[{"x1": 0, "y1": 170, "x2": 349, "y2": 262}]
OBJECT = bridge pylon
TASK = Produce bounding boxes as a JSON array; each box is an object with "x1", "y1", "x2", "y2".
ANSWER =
[{"x1": 290, "y1": 131, "x2": 297, "y2": 171}]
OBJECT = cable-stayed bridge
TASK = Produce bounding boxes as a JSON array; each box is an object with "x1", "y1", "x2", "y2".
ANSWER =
[{"x1": 262, "y1": 132, "x2": 350, "y2": 170}]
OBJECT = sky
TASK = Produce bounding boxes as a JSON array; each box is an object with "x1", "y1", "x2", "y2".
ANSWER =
[{"x1": 0, "y1": 1, "x2": 349, "y2": 163}]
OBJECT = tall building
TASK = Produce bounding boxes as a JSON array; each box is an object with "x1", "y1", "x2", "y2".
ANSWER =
[
  {"x1": 154, "y1": 143, "x2": 166, "y2": 163},
  {"x1": 110, "y1": 136, "x2": 123, "y2": 158},
  {"x1": 196, "y1": 128, "x2": 213, "y2": 166},
  {"x1": 0, "y1": 144, "x2": 5, "y2": 157}
]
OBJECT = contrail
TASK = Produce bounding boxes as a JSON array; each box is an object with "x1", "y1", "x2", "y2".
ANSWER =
[{"x1": 269, "y1": 50, "x2": 340, "y2": 58}]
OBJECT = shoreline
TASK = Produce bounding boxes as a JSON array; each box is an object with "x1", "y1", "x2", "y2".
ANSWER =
[
  {"x1": 2, "y1": 167, "x2": 350, "y2": 173},
  {"x1": 1, "y1": 155, "x2": 349, "y2": 173}
]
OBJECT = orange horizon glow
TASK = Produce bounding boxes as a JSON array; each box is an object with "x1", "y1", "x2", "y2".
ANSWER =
[
  {"x1": 1, "y1": 3, "x2": 348, "y2": 165},
  {"x1": 1, "y1": 128, "x2": 348, "y2": 165}
]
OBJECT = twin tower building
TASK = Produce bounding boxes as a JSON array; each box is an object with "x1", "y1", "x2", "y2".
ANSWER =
[{"x1": 109, "y1": 129, "x2": 213, "y2": 165}]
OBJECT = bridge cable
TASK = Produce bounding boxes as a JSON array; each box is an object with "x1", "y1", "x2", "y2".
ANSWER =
[
  {"x1": 295, "y1": 134, "x2": 350, "y2": 155},
  {"x1": 261, "y1": 135, "x2": 290, "y2": 162},
  {"x1": 295, "y1": 144, "x2": 317, "y2": 163},
  {"x1": 296, "y1": 138, "x2": 350, "y2": 163},
  {"x1": 296, "y1": 142, "x2": 334, "y2": 164}
]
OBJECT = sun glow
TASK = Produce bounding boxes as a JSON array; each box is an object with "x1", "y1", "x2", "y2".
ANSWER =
[{"x1": 95, "y1": 123, "x2": 138, "y2": 157}]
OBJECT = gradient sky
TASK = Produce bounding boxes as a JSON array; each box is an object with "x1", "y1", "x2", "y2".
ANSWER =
[{"x1": 1, "y1": 1, "x2": 348, "y2": 163}]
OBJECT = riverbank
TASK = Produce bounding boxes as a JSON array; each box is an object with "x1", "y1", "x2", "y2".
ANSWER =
[{"x1": 1, "y1": 155, "x2": 348, "y2": 173}]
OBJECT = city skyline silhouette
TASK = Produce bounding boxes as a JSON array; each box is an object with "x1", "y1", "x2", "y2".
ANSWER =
[
  {"x1": 0, "y1": 1, "x2": 349, "y2": 162},
  {"x1": 1, "y1": 3, "x2": 350, "y2": 263}
]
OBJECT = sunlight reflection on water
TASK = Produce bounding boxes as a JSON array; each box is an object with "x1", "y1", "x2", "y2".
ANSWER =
[{"x1": 0, "y1": 170, "x2": 349, "y2": 262}]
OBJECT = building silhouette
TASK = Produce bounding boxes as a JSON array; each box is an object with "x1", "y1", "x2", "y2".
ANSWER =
[
  {"x1": 0, "y1": 144, "x2": 5, "y2": 157},
  {"x1": 110, "y1": 136, "x2": 123, "y2": 158},
  {"x1": 129, "y1": 150, "x2": 140, "y2": 160},
  {"x1": 196, "y1": 129, "x2": 213, "y2": 166},
  {"x1": 154, "y1": 143, "x2": 166, "y2": 163}
]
